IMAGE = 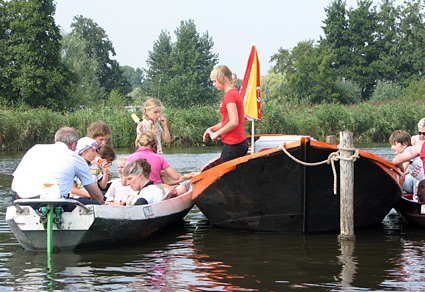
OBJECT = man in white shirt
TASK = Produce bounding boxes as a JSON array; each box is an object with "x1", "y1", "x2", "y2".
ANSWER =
[{"x1": 11, "y1": 127, "x2": 104, "y2": 209}]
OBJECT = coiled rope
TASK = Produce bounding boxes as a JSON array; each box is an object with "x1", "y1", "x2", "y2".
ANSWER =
[{"x1": 278, "y1": 143, "x2": 360, "y2": 195}]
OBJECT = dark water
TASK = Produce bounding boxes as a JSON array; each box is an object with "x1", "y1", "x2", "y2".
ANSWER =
[{"x1": 1, "y1": 145, "x2": 425, "y2": 291}]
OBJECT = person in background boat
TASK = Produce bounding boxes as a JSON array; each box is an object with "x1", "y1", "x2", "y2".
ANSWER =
[
  {"x1": 11, "y1": 127, "x2": 104, "y2": 209},
  {"x1": 126, "y1": 131, "x2": 192, "y2": 197},
  {"x1": 123, "y1": 158, "x2": 165, "y2": 205},
  {"x1": 203, "y1": 65, "x2": 248, "y2": 163},
  {"x1": 411, "y1": 118, "x2": 425, "y2": 146},
  {"x1": 104, "y1": 157, "x2": 137, "y2": 205},
  {"x1": 393, "y1": 139, "x2": 425, "y2": 202},
  {"x1": 134, "y1": 98, "x2": 171, "y2": 155},
  {"x1": 87, "y1": 121, "x2": 111, "y2": 145},
  {"x1": 389, "y1": 130, "x2": 424, "y2": 198},
  {"x1": 93, "y1": 144, "x2": 116, "y2": 193},
  {"x1": 70, "y1": 137, "x2": 109, "y2": 199}
]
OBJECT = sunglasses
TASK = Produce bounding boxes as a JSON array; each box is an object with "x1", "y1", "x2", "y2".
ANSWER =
[{"x1": 418, "y1": 131, "x2": 425, "y2": 136}]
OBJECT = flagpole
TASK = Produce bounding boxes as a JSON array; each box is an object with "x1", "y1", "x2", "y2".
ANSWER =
[{"x1": 251, "y1": 121, "x2": 255, "y2": 153}]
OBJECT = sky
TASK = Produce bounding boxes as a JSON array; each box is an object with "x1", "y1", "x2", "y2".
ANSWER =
[{"x1": 53, "y1": 0, "x2": 405, "y2": 77}]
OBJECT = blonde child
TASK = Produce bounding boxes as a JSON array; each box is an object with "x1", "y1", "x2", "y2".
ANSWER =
[
  {"x1": 104, "y1": 157, "x2": 136, "y2": 205},
  {"x1": 135, "y1": 98, "x2": 170, "y2": 155},
  {"x1": 71, "y1": 137, "x2": 108, "y2": 198}
]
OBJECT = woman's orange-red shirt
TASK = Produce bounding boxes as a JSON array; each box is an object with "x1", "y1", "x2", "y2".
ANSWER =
[{"x1": 219, "y1": 88, "x2": 247, "y2": 145}]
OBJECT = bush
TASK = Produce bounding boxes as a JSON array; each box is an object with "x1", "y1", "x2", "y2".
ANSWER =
[{"x1": 370, "y1": 81, "x2": 403, "y2": 102}]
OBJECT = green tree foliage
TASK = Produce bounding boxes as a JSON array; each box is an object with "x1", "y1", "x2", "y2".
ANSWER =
[
  {"x1": 60, "y1": 32, "x2": 104, "y2": 108},
  {"x1": 403, "y1": 77, "x2": 425, "y2": 101},
  {"x1": 121, "y1": 65, "x2": 144, "y2": 88},
  {"x1": 260, "y1": 72, "x2": 287, "y2": 104},
  {"x1": 271, "y1": 0, "x2": 425, "y2": 104},
  {"x1": 346, "y1": 0, "x2": 380, "y2": 98},
  {"x1": 397, "y1": 0, "x2": 425, "y2": 86},
  {"x1": 106, "y1": 89, "x2": 127, "y2": 108},
  {"x1": 69, "y1": 16, "x2": 131, "y2": 100},
  {"x1": 271, "y1": 40, "x2": 341, "y2": 104},
  {"x1": 0, "y1": 0, "x2": 73, "y2": 109},
  {"x1": 146, "y1": 20, "x2": 218, "y2": 108}
]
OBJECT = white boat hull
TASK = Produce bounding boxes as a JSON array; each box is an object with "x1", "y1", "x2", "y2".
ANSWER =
[{"x1": 6, "y1": 192, "x2": 193, "y2": 251}]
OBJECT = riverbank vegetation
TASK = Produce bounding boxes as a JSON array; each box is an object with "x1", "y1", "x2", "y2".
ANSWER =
[
  {"x1": 1, "y1": 100, "x2": 424, "y2": 151},
  {"x1": 1, "y1": 0, "x2": 424, "y2": 151}
]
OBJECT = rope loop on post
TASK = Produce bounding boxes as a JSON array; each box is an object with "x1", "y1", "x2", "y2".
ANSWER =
[{"x1": 278, "y1": 142, "x2": 360, "y2": 195}]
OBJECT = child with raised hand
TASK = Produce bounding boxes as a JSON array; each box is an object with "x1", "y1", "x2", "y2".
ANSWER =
[
  {"x1": 93, "y1": 144, "x2": 116, "y2": 193},
  {"x1": 135, "y1": 98, "x2": 170, "y2": 155},
  {"x1": 104, "y1": 157, "x2": 136, "y2": 205}
]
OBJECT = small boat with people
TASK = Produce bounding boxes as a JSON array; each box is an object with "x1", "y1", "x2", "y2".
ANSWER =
[
  {"x1": 192, "y1": 135, "x2": 404, "y2": 233},
  {"x1": 6, "y1": 190, "x2": 193, "y2": 251}
]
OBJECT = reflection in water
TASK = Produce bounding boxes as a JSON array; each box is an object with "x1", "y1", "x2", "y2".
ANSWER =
[{"x1": 337, "y1": 240, "x2": 357, "y2": 290}]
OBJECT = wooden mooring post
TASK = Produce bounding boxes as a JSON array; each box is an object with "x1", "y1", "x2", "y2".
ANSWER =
[
  {"x1": 326, "y1": 135, "x2": 336, "y2": 145},
  {"x1": 338, "y1": 131, "x2": 356, "y2": 241}
]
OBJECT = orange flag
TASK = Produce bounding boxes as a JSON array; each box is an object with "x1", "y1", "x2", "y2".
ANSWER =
[{"x1": 240, "y1": 45, "x2": 261, "y2": 121}]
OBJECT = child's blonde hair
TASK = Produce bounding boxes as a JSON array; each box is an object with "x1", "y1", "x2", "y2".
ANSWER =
[
  {"x1": 136, "y1": 131, "x2": 158, "y2": 153},
  {"x1": 143, "y1": 98, "x2": 164, "y2": 120},
  {"x1": 117, "y1": 157, "x2": 127, "y2": 165},
  {"x1": 210, "y1": 65, "x2": 237, "y2": 87}
]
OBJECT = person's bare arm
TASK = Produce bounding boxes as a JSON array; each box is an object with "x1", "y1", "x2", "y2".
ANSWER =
[
  {"x1": 97, "y1": 167, "x2": 109, "y2": 189},
  {"x1": 203, "y1": 122, "x2": 222, "y2": 142},
  {"x1": 159, "y1": 116, "x2": 171, "y2": 143},
  {"x1": 209, "y1": 103, "x2": 238, "y2": 141},
  {"x1": 84, "y1": 183, "x2": 104, "y2": 203},
  {"x1": 70, "y1": 182, "x2": 91, "y2": 198},
  {"x1": 161, "y1": 172, "x2": 194, "y2": 185},
  {"x1": 393, "y1": 142, "x2": 422, "y2": 166}
]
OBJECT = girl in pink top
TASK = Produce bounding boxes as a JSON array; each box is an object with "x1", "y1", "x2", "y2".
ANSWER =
[{"x1": 126, "y1": 131, "x2": 192, "y2": 196}]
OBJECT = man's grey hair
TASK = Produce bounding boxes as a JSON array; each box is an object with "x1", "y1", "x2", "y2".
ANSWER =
[{"x1": 54, "y1": 127, "x2": 79, "y2": 146}]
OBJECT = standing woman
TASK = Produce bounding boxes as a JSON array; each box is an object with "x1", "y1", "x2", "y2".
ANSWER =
[{"x1": 203, "y1": 65, "x2": 248, "y2": 163}]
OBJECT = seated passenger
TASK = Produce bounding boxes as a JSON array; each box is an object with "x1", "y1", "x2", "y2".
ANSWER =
[
  {"x1": 389, "y1": 130, "x2": 424, "y2": 199},
  {"x1": 123, "y1": 159, "x2": 165, "y2": 206},
  {"x1": 11, "y1": 127, "x2": 103, "y2": 211},
  {"x1": 125, "y1": 131, "x2": 193, "y2": 196},
  {"x1": 93, "y1": 144, "x2": 116, "y2": 193},
  {"x1": 70, "y1": 137, "x2": 108, "y2": 199},
  {"x1": 104, "y1": 157, "x2": 136, "y2": 205}
]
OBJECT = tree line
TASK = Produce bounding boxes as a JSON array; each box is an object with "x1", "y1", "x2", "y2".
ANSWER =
[
  {"x1": 265, "y1": 0, "x2": 425, "y2": 105},
  {"x1": 0, "y1": 0, "x2": 424, "y2": 112}
]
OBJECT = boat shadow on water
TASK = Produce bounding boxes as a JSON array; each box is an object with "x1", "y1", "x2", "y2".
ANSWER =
[{"x1": 189, "y1": 215, "x2": 420, "y2": 292}]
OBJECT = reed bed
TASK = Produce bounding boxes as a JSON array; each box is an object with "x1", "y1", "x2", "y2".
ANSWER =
[{"x1": 1, "y1": 100, "x2": 424, "y2": 151}]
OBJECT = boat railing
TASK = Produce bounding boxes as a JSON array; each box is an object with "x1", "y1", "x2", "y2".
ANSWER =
[{"x1": 13, "y1": 198, "x2": 92, "y2": 213}]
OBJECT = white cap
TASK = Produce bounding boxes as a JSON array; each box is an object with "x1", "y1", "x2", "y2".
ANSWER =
[{"x1": 75, "y1": 137, "x2": 98, "y2": 155}]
